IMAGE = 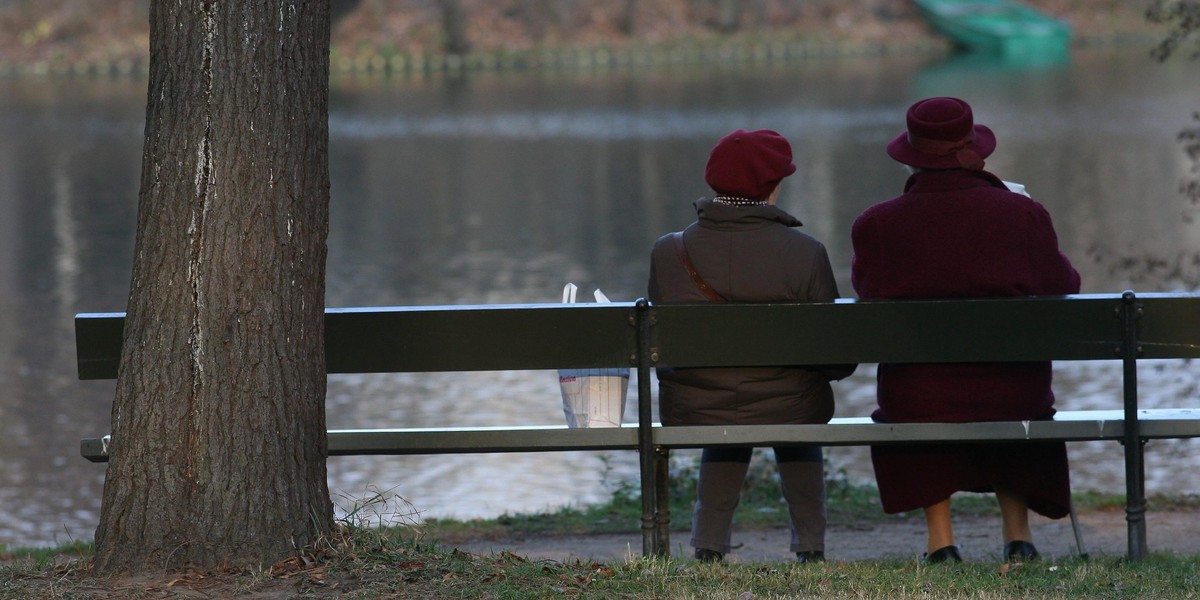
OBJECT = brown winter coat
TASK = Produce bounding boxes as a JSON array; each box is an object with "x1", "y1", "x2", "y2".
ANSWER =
[{"x1": 648, "y1": 198, "x2": 855, "y2": 426}]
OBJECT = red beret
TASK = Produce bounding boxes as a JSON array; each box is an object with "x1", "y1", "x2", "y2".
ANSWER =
[{"x1": 705, "y1": 129, "x2": 797, "y2": 199}]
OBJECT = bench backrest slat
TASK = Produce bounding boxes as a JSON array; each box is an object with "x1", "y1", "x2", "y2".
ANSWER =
[
  {"x1": 74, "y1": 312, "x2": 126, "y2": 380},
  {"x1": 324, "y1": 304, "x2": 638, "y2": 373},
  {"x1": 1135, "y1": 293, "x2": 1200, "y2": 359},
  {"x1": 651, "y1": 295, "x2": 1124, "y2": 367},
  {"x1": 75, "y1": 304, "x2": 641, "y2": 380},
  {"x1": 75, "y1": 293, "x2": 1200, "y2": 381}
]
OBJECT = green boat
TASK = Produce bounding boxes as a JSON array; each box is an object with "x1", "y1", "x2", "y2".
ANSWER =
[{"x1": 913, "y1": 0, "x2": 1072, "y2": 59}]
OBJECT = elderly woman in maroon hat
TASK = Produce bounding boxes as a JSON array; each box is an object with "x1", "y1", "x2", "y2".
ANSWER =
[
  {"x1": 648, "y1": 129, "x2": 856, "y2": 563},
  {"x1": 851, "y1": 97, "x2": 1081, "y2": 564}
]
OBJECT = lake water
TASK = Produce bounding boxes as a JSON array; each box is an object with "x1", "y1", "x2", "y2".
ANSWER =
[{"x1": 1, "y1": 46, "x2": 1197, "y2": 548}]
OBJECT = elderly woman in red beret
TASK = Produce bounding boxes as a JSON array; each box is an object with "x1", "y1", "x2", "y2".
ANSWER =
[
  {"x1": 648, "y1": 129, "x2": 856, "y2": 563},
  {"x1": 851, "y1": 97, "x2": 1081, "y2": 564}
]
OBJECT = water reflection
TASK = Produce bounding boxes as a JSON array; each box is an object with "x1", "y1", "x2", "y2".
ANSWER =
[{"x1": 0, "y1": 47, "x2": 1197, "y2": 547}]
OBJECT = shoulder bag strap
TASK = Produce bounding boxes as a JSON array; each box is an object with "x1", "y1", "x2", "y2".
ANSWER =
[{"x1": 671, "y1": 231, "x2": 727, "y2": 303}]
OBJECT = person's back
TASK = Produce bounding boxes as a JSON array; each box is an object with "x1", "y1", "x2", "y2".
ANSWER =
[
  {"x1": 852, "y1": 167, "x2": 1080, "y2": 424},
  {"x1": 852, "y1": 170, "x2": 1077, "y2": 300},
  {"x1": 650, "y1": 196, "x2": 844, "y2": 425}
]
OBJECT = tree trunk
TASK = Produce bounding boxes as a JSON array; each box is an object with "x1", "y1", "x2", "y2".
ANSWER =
[
  {"x1": 616, "y1": 0, "x2": 638, "y2": 36},
  {"x1": 437, "y1": 0, "x2": 471, "y2": 55},
  {"x1": 708, "y1": 0, "x2": 742, "y2": 33},
  {"x1": 93, "y1": 0, "x2": 333, "y2": 573}
]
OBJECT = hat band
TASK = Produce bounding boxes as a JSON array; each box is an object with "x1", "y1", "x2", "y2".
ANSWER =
[
  {"x1": 907, "y1": 132, "x2": 985, "y2": 171},
  {"x1": 907, "y1": 131, "x2": 973, "y2": 155}
]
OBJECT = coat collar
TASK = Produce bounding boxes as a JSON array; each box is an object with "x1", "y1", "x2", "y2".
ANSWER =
[
  {"x1": 694, "y1": 197, "x2": 803, "y2": 230},
  {"x1": 902, "y1": 169, "x2": 1008, "y2": 193}
]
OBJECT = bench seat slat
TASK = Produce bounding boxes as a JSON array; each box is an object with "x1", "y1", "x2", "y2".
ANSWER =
[
  {"x1": 79, "y1": 409, "x2": 1200, "y2": 462},
  {"x1": 657, "y1": 409, "x2": 1200, "y2": 447}
]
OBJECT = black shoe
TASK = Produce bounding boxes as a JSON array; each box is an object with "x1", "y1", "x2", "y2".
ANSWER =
[
  {"x1": 694, "y1": 548, "x2": 724, "y2": 563},
  {"x1": 796, "y1": 551, "x2": 825, "y2": 564},
  {"x1": 1004, "y1": 540, "x2": 1040, "y2": 561},
  {"x1": 921, "y1": 545, "x2": 963, "y2": 564}
]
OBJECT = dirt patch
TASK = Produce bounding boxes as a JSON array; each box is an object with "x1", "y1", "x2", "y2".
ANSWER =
[{"x1": 447, "y1": 507, "x2": 1200, "y2": 564}]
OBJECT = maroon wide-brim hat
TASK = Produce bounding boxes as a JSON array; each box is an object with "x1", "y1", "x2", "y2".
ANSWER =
[
  {"x1": 705, "y1": 128, "x2": 797, "y2": 199},
  {"x1": 886, "y1": 97, "x2": 996, "y2": 171}
]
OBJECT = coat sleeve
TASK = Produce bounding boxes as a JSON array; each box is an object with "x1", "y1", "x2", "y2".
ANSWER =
[
  {"x1": 1023, "y1": 201, "x2": 1081, "y2": 295},
  {"x1": 647, "y1": 241, "x2": 664, "y2": 303},
  {"x1": 849, "y1": 211, "x2": 879, "y2": 299},
  {"x1": 807, "y1": 242, "x2": 858, "y2": 381},
  {"x1": 805, "y1": 242, "x2": 841, "y2": 303}
]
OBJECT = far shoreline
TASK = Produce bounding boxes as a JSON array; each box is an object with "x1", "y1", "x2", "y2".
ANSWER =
[{"x1": 0, "y1": 16, "x2": 1165, "y2": 79}]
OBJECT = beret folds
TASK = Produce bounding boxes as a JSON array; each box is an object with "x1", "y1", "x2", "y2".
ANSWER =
[{"x1": 705, "y1": 129, "x2": 797, "y2": 199}]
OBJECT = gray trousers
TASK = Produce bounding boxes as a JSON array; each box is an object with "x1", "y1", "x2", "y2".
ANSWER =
[{"x1": 690, "y1": 446, "x2": 826, "y2": 554}]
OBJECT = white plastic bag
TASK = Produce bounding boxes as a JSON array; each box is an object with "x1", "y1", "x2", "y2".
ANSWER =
[{"x1": 557, "y1": 283, "x2": 630, "y2": 428}]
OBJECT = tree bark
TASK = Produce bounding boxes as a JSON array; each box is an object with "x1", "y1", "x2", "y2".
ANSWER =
[
  {"x1": 707, "y1": 0, "x2": 743, "y2": 33},
  {"x1": 437, "y1": 0, "x2": 471, "y2": 55},
  {"x1": 93, "y1": 0, "x2": 333, "y2": 573}
]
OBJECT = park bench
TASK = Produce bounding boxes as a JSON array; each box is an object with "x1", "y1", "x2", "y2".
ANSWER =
[{"x1": 76, "y1": 291, "x2": 1200, "y2": 560}]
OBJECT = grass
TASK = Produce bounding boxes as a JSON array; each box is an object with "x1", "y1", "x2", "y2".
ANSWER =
[
  {"x1": 362, "y1": 552, "x2": 1200, "y2": 599},
  {"x1": 0, "y1": 539, "x2": 92, "y2": 567},
  {"x1": 8, "y1": 533, "x2": 1200, "y2": 599},
  {"x1": 416, "y1": 451, "x2": 1174, "y2": 543},
  {"x1": 3, "y1": 456, "x2": 1199, "y2": 598}
]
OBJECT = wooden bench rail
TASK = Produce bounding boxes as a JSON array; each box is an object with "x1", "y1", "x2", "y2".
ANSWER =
[
  {"x1": 76, "y1": 304, "x2": 641, "y2": 380},
  {"x1": 76, "y1": 294, "x2": 1200, "y2": 380},
  {"x1": 656, "y1": 409, "x2": 1200, "y2": 447},
  {"x1": 80, "y1": 409, "x2": 1200, "y2": 462},
  {"x1": 75, "y1": 291, "x2": 1200, "y2": 560}
]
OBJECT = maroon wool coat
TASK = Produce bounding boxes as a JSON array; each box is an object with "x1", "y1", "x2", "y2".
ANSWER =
[
  {"x1": 850, "y1": 169, "x2": 1081, "y2": 518},
  {"x1": 649, "y1": 198, "x2": 855, "y2": 427}
]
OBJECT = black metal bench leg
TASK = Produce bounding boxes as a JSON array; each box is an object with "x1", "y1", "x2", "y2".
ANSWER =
[
  {"x1": 1124, "y1": 439, "x2": 1148, "y2": 560},
  {"x1": 639, "y1": 444, "x2": 657, "y2": 556},
  {"x1": 1119, "y1": 291, "x2": 1147, "y2": 561},
  {"x1": 654, "y1": 446, "x2": 671, "y2": 556},
  {"x1": 634, "y1": 298, "x2": 659, "y2": 557}
]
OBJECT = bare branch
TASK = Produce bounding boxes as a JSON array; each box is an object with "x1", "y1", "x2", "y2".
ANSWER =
[{"x1": 1147, "y1": 0, "x2": 1200, "y2": 61}]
